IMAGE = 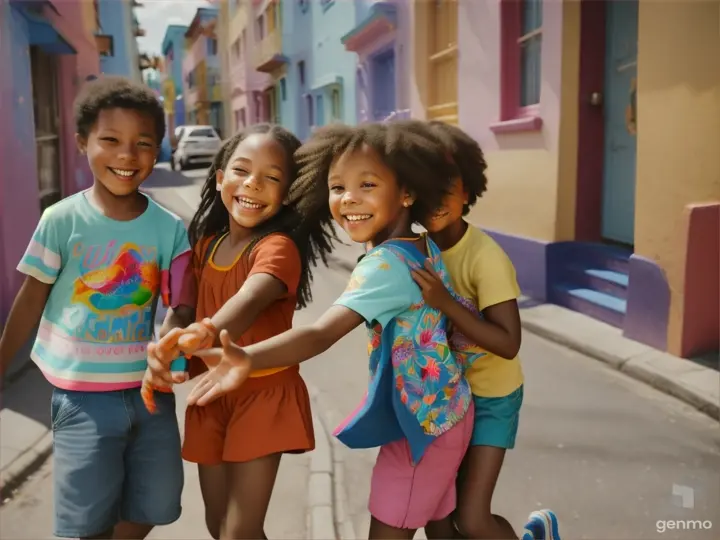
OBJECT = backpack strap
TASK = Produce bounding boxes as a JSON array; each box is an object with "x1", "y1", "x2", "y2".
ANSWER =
[{"x1": 382, "y1": 240, "x2": 426, "y2": 271}]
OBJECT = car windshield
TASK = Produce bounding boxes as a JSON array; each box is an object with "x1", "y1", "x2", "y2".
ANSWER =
[{"x1": 189, "y1": 128, "x2": 216, "y2": 138}]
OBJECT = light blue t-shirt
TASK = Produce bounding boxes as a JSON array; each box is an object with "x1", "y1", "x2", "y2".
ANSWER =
[
  {"x1": 334, "y1": 247, "x2": 421, "y2": 329},
  {"x1": 17, "y1": 191, "x2": 190, "y2": 391}
]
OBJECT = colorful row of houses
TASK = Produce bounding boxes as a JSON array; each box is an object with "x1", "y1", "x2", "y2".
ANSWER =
[
  {"x1": 157, "y1": 0, "x2": 718, "y2": 360},
  {"x1": 0, "y1": 0, "x2": 148, "y2": 325}
]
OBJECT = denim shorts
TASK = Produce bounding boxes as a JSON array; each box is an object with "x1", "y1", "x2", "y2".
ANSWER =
[
  {"x1": 51, "y1": 387, "x2": 183, "y2": 538},
  {"x1": 470, "y1": 385, "x2": 524, "y2": 449}
]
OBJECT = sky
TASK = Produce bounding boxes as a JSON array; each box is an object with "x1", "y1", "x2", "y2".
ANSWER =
[{"x1": 135, "y1": 0, "x2": 212, "y2": 55}]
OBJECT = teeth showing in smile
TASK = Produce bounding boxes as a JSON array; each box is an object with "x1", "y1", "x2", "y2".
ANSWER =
[
  {"x1": 345, "y1": 214, "x2": 371, "y2": 222},
  {"x1": 235, "y1": 197, "x2": 264, "y2": 209},
  {"x1": 109, "y1": 168, "x2": 136, "y2": 177}
]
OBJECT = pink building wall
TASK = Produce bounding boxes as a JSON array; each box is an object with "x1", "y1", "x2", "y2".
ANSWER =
[
  {"x1": 0, "y1": 1, "x2": 99, "y2": 325},
  {"x1": 456, "y1": 0, "x2": 564, "y2": 153}
]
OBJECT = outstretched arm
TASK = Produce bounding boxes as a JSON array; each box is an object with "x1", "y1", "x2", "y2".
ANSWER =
[
  {"x1": 188, "y1": 306, "x2": 364, "y2": 405},
  {"x1": 199, "y1": 305, "x2": 364, "y2": 370}
]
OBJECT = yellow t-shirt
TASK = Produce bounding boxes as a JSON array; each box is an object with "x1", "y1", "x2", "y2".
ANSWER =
[{"x1": 441, "y1": 226, "x2": 524, "y2": 398}]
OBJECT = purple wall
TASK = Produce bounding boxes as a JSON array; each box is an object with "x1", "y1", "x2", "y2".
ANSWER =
[{"x1": 0, "y1": 2, "x2": 98, "y2": 325}]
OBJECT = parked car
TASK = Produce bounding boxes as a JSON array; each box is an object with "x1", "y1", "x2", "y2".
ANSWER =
[{"x1": 172, "y1": 125, "x2": 222, "y2": 171}]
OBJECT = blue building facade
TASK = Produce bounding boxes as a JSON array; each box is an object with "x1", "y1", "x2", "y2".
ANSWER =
[
  {"x1": 97, "y1": 0, "x2": 141, "y2": 81},
  {"x1": 280, "y1": 0, "x2": 358, "y2": 140},
  {"x1": 161, "y1": 25, "x2": 189, "y2": 128}
]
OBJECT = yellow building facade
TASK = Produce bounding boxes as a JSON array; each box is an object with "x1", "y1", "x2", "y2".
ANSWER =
[{"x1": 412, "y1": 0, "x2": 719, "y2": 358}]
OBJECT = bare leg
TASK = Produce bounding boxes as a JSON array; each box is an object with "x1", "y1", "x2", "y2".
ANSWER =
[
  {"x1": 199, "y1": 463, "x2": 230, "y2": 539},
  {"x1": 369, "y1": 516, "x2": 416, "y2": 540},
  {"x1": 454, "y1": 445, "x2": 517, "y2": 539},
  {"x1": 222, "y1": 453, "x2": 282, "y2": 540},
  {"x1": 424, "y1": 515, "x2": 456, "y2": 539}
]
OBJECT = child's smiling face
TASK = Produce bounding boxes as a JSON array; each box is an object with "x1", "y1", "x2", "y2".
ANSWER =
[
  {"x1": 77, "y1": 107, "x2": 158, "y2": 197},
  {"x1": 216, "y1": 133, "x2": 291, "y2": 230},
  {"x1": 422, "y1": 176, "x2": 467, "y2": 233},
  {"x1": 328, "y1": 144, "x2": 414, "y2": 244}
]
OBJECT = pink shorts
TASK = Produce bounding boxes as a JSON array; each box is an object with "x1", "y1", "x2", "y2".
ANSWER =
[{"x1": 368, "y1": 401, "x2": 474, "y2": 530}]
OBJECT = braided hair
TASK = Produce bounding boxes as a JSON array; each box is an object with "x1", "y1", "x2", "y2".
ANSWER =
[
  {"x1": 425, "y1": 121, "x2": 488, "y2": 214},
  {"x1": 292, "y1": 121, "x2": 461, "y2": 228},
  {"x1": 187, "y1": 123, "x2": 336, "y2": 309}
]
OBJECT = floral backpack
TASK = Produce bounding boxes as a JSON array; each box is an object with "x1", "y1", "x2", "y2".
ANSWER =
[{"x1": 333, "y1": 237, "x2": 486, "y2": 464}]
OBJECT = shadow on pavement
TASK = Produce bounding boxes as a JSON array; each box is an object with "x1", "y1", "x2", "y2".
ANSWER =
[
  {"x1": 142, "y1": 166, "x2": 205, "y2": 189},
  {"x1": 0, "y1": 365, "x2": 52, "y2": 430}
]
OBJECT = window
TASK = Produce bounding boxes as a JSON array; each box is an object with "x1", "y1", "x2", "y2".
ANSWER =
[
  {"x1": 280, "y1": 78, "x2": 287, "y2": 101},
  {"x1": 256, "y1": 15, "x2": 264, "y2": 40},
  {"x1": 207, "y1": 38, "x2": 218, "y2": 56},
  {"x1": 233, "y1": 38, "x2": 241, "y2": 59},
  {"x1": 306, "y1": 95, "x2": 313, "y2": 126},
  {"x1": 298, "y1": 61, "x2": 306, "y2": 87},
  {"x1": 315, "y1": 94, "x2": 324, "y2": 126},
  {"x1": 519, "y1": 0, "x2": 542, "y2": 106},
  {"x1": 188, "y1": 127, "x2": 218, "y2": 138},
  {"x1": 235, "y1": 108, "x2": 247, "y2": 130},
  {"x1": 330, "y1": 89, "x2": 341, "y2": 121},
  {"x1": 494, "y1": 0, "x2": 543, "y2": 133}
]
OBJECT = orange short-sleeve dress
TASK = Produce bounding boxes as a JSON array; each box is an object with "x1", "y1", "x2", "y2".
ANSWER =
[{"x1": 181, "y1": 233, "x2": 315, "y2": 465}]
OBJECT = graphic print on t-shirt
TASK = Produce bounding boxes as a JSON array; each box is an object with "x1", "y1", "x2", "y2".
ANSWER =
[{"x1": 55, "y1": 241, "x2": 159, "y2": 346}]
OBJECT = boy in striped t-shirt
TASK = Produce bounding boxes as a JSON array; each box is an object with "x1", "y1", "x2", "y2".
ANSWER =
[{"x1": 0, "y1": 77, "x2": 190, "y2": 539}]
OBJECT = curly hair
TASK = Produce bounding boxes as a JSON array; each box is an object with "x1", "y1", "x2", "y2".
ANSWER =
[
  {"x1": 74, "y1": 76, "x2": 166, "y2": 143},
  {"x1": 425, "y1": 121, "x2": 488, "y2": 215},
  {"x1": 292, "y1": 121, "x2": 461, "y2": 227},
  {"x1": 187, "y1": 123, "x2": 336, "y2": 309}
]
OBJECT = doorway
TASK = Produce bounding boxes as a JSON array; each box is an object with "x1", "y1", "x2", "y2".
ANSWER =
[
  {"x1": 601, "y1": 0, "x2": 638, "y2": 245},
  {"x1": 30, "y1": 46, "x2": 61, "y2": 211},
  {"x1": 371, "y1": 48, "x2": 396, "y2": 121}
]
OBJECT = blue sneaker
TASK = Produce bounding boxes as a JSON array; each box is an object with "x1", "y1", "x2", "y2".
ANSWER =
[
  {"x1": 520, "y1": 527, "x2": 536, "y2": 540},
  {"x1": 525, "y1": 509, "x2": 560, "y2": 540}
]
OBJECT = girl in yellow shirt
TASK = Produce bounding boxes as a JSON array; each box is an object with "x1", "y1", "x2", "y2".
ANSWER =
[{"x1": 411, "y1": 121, "x2": 561, "y2": 540}]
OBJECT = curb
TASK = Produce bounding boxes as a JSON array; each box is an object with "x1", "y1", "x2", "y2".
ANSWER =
[
  {"x1": 308, "y1": 386, "x2": 357, "y2": 540},
  {"x1": 0, "y1": 430, "x2": 53, "y2": 503},
  {"x1": 308, "y1": 411, "x2": 337, "y2": 540},
  {"x1": 521, "y1": 306, "x2": 719, "y2": 422}
]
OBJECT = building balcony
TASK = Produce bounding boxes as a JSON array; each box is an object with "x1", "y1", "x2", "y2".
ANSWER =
[{"x1": 254, "y1": 30, "x2": 288, "y2": 73}]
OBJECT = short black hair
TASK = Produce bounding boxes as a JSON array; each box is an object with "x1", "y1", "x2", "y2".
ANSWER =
[
  {"x1": 425, "y1": 121, "x2": 488, "y2": 215},
  {"x1": 74, "y1": 76, "x2": 166, "y2": 143},
  {"x1": 188, "y1": 123, "x2": 336, "y2": 309},
  {"x1": 293, "y1": 121, "x2": 460, "y2": 225}
]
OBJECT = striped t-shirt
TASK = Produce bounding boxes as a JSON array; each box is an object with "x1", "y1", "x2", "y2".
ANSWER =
[{"x1": 17, "y1": 191, "x2": 191, "y2": 391}]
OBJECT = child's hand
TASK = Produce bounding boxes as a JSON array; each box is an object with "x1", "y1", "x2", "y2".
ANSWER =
[
  {"x1": 177, "y1": 318, "x2": 217, "y2": 357},
  {"x1": 411, "y1": 259, "x2": 454, "y2": 311},
  {"x1": 187, "y1": 330, "x2": 252, "y2": 406},
  {"x1": 142, "y1": 339, "x2": 187, "y2": 413},
  {"x1": 146, "y1": 330, "x2": 188, "y2": 385}
]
